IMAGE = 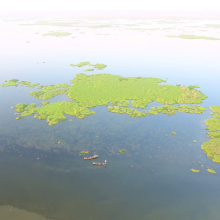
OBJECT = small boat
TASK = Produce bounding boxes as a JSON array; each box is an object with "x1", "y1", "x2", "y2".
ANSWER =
[
  {"x1": 84, "y1": 155, "x2": 98, "y2": 160},
  {"x1": 93, "y1": 160, "x2": 107, "y2": 166}
]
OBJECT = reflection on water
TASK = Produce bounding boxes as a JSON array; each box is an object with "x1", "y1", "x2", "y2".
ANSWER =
[{"x1": 1, "y1": 89, "x2": 220, "y2": 219}]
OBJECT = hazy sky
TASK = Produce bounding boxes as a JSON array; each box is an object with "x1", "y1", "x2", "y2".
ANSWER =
[{"x1": 1, "y1": 0, "x2": 220, "y2": 11}]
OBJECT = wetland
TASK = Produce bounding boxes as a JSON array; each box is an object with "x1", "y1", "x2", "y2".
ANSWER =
[{"x1": 0, "y1": 15, "x2": 220, "y2": 220}]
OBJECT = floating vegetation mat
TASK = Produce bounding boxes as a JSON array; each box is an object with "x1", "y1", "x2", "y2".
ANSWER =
[
  {"x1": 191, "y1": 169, "x2": 200, "y2": 173},
  {"x1": 207, "y1": 169, "x2": 216, "y2": 174},
  {"x1": 202, "y1": 106, "x2": 220, "y2": 163},
  {"x1": 70, "y1": 62, "x2": 107, "y2": 70},
  {"x1": 1, "y1": 65, "x2": 208, "y2": 126},
  {"x1": 43, "y1": 32, "x2": 71, "y2": 37},
  {"x1": 168, "y1": 34, "x2": 220, "y2": 40}
]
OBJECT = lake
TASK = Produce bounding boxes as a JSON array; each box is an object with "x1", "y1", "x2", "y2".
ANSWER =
[{"x1": 0, "y1": 17, "x2": 220, "y2": 220}]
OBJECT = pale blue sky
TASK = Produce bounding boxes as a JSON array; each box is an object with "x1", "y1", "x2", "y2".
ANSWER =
[{"x1": 1, "y1": 0, "x2": 220, "y2": 11}]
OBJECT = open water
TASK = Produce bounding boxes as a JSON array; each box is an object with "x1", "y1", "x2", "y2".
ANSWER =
[{"x1": 0, "y1": 17, "x2": 220, "y2": 220}]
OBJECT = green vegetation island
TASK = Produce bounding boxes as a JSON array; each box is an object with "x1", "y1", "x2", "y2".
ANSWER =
[
  {"x1": 207, "y1": 169, "x2": 216, "y2": 174},
  {"x1": 168, "y1": 35, "x2": 220, "y2": 40},
  {"x1": 43, "y1": 32, "x2": 71, "y2": 37},
  {"x1": 191, "y1": 169, "x2": 199, "y2": 173},
  {"x1": 201, "y1": 106, "x2": 220, "y2": 163},
  {"x1": 70, "y1": 62, "x2": 107, "y2": 70},
  {"x1": 1, "y1": 63, "x2": 208, "y2": 126}
]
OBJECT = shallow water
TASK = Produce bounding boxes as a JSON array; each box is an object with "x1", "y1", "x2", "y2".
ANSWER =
[{"x1": 0, "y1": 17, "x2": 220, "y2": 220}]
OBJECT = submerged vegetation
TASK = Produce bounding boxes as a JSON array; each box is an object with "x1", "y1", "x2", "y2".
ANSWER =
[
  {"x1": 168, "y1": 35, "x2": 220, "y2": 40},
  {"x1": 202, "y1": 106, "x2": 220, "y2": 163}
]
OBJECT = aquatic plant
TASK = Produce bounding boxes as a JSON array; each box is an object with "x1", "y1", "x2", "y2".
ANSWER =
[
  {"x1": 11, "y1": 106, "x2": 15, "y2": 109},
  {"x1": 43, "y1": 32, "x2": 71, "y2": 37},
  {"x1": 58, "y1": 141, "x2": 61, "y2": 144},
  {"x1": 30, "y1": 86, "x2": 68, "y2": 100},
  {"x1": 81, "y1": 151, "x2": 89, "y2": 154},
  {"x1": 207, "y1": 169, "x2": 216, "y2": 173},
  {"x1": 201, "y1": 106, "x2": 220, "y2": 163},
  {"x1": 69, "y1": 62, "x2": 107, "y2": 70},
  {"x1": 14, "y1": 101, "x2": 95, "y2": 125},
  {"x1": 168, "y1": 35, "x2": 220, "y2": 40},
  {"x1": 2, "y1": 71, "x2": 208, "y2": 126},
  {"x1": 119, "y1": 149, "x2": 126, "y2": 153},
  {"x1": 171, "y1": 132, "x2": 176, "y2": 135},
  {"x1": 70, "y1": 62, "x2": 92, "y2": 67},
  {"x1": 68, "y1": 74, "x2": 207, "y2": 111},
  {"x1": 194, "y1": 140, "x2": 197, "y2": 143},
  {"x1": 191, "y1": 169, "x2": 200, "y2": 173},
  {"x1": 1, "y1": 79, "x2": 40, "y2": 88},
  {"x1": 41, "y1": 102, "x2": 50, "y2": 105},
  {"x1": 1, "y1": 79, "x2": 19, "y2": 87},
  {"x1": 56, "y1": 83, "x2": 69, "y2": 88},
  {"x1": 165, "y1": 134, "x2": 168, "y2": 137},
  {"x1": 93, "y1": 63, "x2": 107, "y2": 70}
]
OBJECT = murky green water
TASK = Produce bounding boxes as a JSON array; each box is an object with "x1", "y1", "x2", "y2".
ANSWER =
[{"x1": 0, "y1": 17, "x2": 220, "y2": 220}]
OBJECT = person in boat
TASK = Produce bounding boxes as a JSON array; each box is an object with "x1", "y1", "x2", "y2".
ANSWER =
[
  {"x1": 93, "y1": 160, "x2": 107, "y2": 166},
  {"x1": 84, "y1": 155, "x2": 98, "y2": 160}
]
